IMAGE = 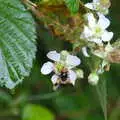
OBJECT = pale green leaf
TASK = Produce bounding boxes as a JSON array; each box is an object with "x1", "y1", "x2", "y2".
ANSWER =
[{"x1": 0, "y1": 0, "x2": 36, "y2": 89}]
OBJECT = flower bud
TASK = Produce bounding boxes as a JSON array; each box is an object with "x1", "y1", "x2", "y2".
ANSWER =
[
  {"x1": 76, "y1": 69, "x2": 84, "y2": 78},
  {"x1": 60, "y1": 50, "x2": 69, "y2": 60},
  {"x1": 88, "y1": 73, "x2": 99, "y2": 85}
]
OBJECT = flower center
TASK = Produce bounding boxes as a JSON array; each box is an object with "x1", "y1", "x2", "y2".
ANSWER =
[
  {"x1": 94, "y1": 26, "x2": 103, "y2": 37},
  {"x1": 55, "y1": 62, "x2": 64, "y2": 73}
]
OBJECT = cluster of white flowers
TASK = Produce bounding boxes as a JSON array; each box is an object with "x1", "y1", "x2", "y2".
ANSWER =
[
  {"x1": 80, "y1": 0, "x2": 114, "y2": 85},
  {"x1": 41, "y1": 51, "x2": 83, "y2": 89},
  {"x1": 41, "y1": 0, "x2": 115, "y2": 88},
  {"x1": 80, "y1": 0, "x2": 113, "y2": 45}
]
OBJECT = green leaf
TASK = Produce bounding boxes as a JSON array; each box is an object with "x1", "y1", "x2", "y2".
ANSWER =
[
  {"x1": 0, "y1": 0, "x2": 36, "y2": 89},
  {"x1": 96, "y1": 75, "x2": 107, "y2": 120},
  {"x1": 64, "y1": 0, "x2": 80, "y2": 14},
  {"x1": 22, "y1": 104, "x2": 55, "y2": 120}
]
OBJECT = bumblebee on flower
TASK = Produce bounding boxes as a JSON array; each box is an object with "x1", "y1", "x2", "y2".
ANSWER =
[{"x1": 41, "y1": 50, "x2": 83, "y2": 90}]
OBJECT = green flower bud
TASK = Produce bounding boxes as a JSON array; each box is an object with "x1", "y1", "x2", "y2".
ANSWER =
[
  {"x1": 76, "y1": 69, "x2": 84, "y2": 78},
  {"x1": 60, "y1": 50, "x2": 69, "y2": 61}
]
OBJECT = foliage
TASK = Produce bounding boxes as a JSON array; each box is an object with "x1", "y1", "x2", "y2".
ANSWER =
[
  {"x1": 22, "y1": 104, "x2": 55, "y2": 120},
  {"x1": 0, "y1": 0, "x2": 36, "y2": 89},
  {"x1": 64, "y1": 0, "x2": 80, "y2": 14}
]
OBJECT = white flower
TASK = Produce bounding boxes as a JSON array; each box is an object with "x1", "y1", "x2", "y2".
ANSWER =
[
  {"x1": 41, "y1": 50, "x2": 81, "y2": 86},
  {"x1": 88, "y1": 72, "x2": 99, "y2": 85},
  {"x1": 80, "y1": 13, "x2": 113, "y2": 45},
  {"x1": 85, "y1": 0, "x2": 109, "y2": 15}
]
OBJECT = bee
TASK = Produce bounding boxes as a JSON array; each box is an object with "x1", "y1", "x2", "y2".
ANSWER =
[
  {"x1": 53, "y1": 68, "x2": 73, "y2": 90},
  {"x1": 58, "y1": 68, "x2": 70, "y2": 84},
  {"x1": 107, "y1": 49, "x2": 120, "y2": 63}
]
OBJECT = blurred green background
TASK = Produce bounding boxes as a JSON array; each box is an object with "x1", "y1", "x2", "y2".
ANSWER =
[{"x1": 0, "y1": 0, "x2": 120, "y2": 120}]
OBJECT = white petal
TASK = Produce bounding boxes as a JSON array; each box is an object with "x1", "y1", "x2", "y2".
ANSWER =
[
  {"x1": 91, "y1": 38, "x2": 102, "y2": 44},
  {"x1": 41, "y1": 62, "x2": 54, "y2": 75},
  {"x1": 47, "y1": 51, "x2": 60, "y2": 62},
  {"x1": 51, "y1": 74, "x2": 58, "y2": 84},
  {"x1": 85, "y1": 13, "x2": 96, "y2": 28},
  {"x1": 97, "y1": 13, "x2": 110, "y2": 29},
  {"x1": 88, "y1": 37, "x2": 102, "y2": 44},
  {"x1": 82, "y1": 47, "x2": 90, "y2": 57},
  {"x1": 81, "y1": 26, "x2": 93, "y2": 39},
  {"x1": 93, "y1": 0, "x2": 100, "y2": 3},
  {"x1": 85, "y1": 3, "x2": 94, "y2": 9},
  {"x1": 68, "y1": 70, "x2": 77, "y2": 85},
  {"x1": 66, "y1": 55, "x2": 81, "y2": 68},
  {"x1": 101, "y1": 31, "x2": 113, "y2": 42}
]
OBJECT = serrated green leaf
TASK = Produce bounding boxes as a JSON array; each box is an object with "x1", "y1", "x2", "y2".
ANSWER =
[
  {"x1": 64, "y1": 0, "x2": 80, "y2": 14},
  {"x1": 22, "y1": 104, "x2": 55, "y2": 120},
  {"x1": 0, "y1": 0, "x2": 36, "y2": 89}
]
